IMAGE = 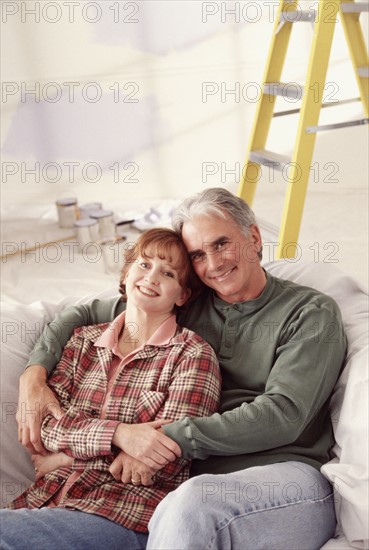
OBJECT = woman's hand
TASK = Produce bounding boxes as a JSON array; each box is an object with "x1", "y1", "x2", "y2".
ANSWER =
[
  {"x1": 112, "y1": 420, "x2": 181, "y2": 469},
  {"x1": 17, "y1": 365, "x2": 63, "y2": 455},
  {"x1": 109, "y1": 451, "x2": 157, "y2": 486},
  {"x1": 32, "y1": 452, "x2": 73, "y2": 480}
]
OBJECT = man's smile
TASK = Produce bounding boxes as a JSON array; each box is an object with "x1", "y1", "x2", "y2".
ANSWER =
[{"x1": 210, "y1": 267, "x2": 236, "y2": 282}]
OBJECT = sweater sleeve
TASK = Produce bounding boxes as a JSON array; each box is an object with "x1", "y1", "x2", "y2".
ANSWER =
[
  {"x1": 27, "y1": 297, "x2": 124, "y2": 375},
  {"x1": 164, "y1": 303, "x2": 347, "y2": 460},
  {"x1": 151, "y1": 339, "x2": 221, "y2": 483}
]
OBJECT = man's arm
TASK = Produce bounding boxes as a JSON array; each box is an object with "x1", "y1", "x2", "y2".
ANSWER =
[
  {"x1": 164, "y1": 304, "x2": 347, "y2": 460},
  {"x1": 17, "y1": 297, "x2": 123, "y2": 454},
  {"x1": 17, "y1": 365, "x2": 62, "y2": 454},
  {"x1": 27, "y1": 297, "x2": 123, "y2": 374}
]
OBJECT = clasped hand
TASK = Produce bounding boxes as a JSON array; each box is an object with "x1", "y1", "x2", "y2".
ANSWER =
[
  {"x1": 109, "y1": 451, "x2": 156, "y2": 486},
  {"x1": 111, "y1": 420, "x2": 181, "y2": 486},
  {"x1": 112, "y1": 420, "x2": 181, "y2": 469}
]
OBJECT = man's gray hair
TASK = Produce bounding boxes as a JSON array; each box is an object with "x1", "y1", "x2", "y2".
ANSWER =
[
  {"x1": 172, "y1": 187, "x2": 262, "y2": 260},
  {"x1": 172, "y1": 187, "x2": 257, "y2": 237}
]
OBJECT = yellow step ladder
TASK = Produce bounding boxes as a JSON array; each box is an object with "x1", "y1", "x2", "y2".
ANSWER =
[{"x1": 237, "y1": 0, "x2": 369, "y2": 258}]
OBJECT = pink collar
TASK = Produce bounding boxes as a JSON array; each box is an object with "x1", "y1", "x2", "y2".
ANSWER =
[{"x1": 94, "y1": 311, "x2": 178, "y2": 355}]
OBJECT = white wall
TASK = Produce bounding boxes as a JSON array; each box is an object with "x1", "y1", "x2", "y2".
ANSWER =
[{"x1": 1, "y1": 0, "x2": 368, "y2": 284}]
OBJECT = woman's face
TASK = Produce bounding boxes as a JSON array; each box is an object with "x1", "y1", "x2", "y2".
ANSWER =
[{"x1": 124, "y1": 246, "x2": 190, "y2": 315}]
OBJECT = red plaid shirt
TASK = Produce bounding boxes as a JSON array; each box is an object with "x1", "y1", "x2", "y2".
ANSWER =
[{"x1": 10, "y1": 313, "x2": 221, "y2": 532}]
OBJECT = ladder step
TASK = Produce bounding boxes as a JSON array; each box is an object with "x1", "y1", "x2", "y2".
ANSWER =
[
  {"x1": 341, "y1": 2, "x2": 369, "y2": 13},
  {"x1": 306, "y1": 118, "x2": 369, "y2": 133},
  {"x1": 264, "y1": 82, "x2": 304, "y2": 100},
  {"x1": 274, "y1": 97, "x2": 362, "y2": 118},
  {"x1": 358, "y1": 65, "x2": 369, "y2": 77},
  {"x1": 280, "y1": 10, "x2": 316, "y2": 23},
  {"x1": 249, "y1": 150, "x2": 291, "y2": 171}
]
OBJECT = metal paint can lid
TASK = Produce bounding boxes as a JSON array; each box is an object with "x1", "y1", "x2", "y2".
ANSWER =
[
  {"x1": 89, "y1": 209, "x2": 114, "y2": 219},
  {"x1": 74, "y1": 219, "x2": 98, "y2": 227},
  {"x1": 56, "y1": 197, "x2": 77, "y2": 207}
]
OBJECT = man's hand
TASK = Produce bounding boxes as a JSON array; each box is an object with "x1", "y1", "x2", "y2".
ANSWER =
[
  {"x1": 17, "y1": 365, "x2": 63, "y2": 455},
  {"x1": 112, "y1": 420, "x2": 181, "y2": 469},
  {"x1": 109, "y1": 451, "x2": 157, "y2": 486}
]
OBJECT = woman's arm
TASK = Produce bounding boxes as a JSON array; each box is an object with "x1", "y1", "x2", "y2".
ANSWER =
[
  {"x1": 38, "y1": 330, "x2": 172, "y2": 461},
  {"x1": 42, "y1": 329, "x2": 220, "y2": 473},
  {"x1": 39, "y1": 334, "x2": 120, "y2": 460},
  {"x1": 110, "y1": 336, "x2": 222, "y2": 483}
]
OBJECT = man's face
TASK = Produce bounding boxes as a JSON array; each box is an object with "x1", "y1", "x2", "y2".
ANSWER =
[{"x1": 182, "y1": 214, "x2": 265, "y2": 303}]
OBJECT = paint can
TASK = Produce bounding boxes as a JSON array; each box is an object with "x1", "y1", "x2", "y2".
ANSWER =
[
  {"x1": 56, "y1": 197, "x2": 78, "y2": 228},
  {"x1": 74, "y1": 218, "x2": 100, "y2": 251},
  {"x1": 89, "y1": 209, "x2": 115, "y2": 239},
  {"x1": 79, "y1": 202, "x2": 103, "y2": 219}
]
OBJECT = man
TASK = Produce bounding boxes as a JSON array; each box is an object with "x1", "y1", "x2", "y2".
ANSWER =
[{"x1": 18, "y1": 188, "x2": 346, "y2": 549}]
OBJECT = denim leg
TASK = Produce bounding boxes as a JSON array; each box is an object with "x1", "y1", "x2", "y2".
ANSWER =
[
  {"x1": 147, "y1": 461, "x2": 336, "y2": 550},
  {"x1": 0, "y1": 508, "x2": 148, "y2": 550}
]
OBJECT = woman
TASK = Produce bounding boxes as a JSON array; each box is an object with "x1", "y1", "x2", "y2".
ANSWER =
[{"x1": 1, "y1": 228, "x2": 221, "y2": 550}]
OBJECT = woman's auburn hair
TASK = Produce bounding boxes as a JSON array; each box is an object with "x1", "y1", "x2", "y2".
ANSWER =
[{"x1": 119, "y1": 227, "x2": 203, "y2": 302}]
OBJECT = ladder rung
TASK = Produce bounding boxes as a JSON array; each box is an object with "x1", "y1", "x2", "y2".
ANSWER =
[
  {"x1": 273, "y1": 97, "x2": 362, "y2": 117},
  {"x1": 341, "y1": 2, "x2": 369, "y2": 13},
  {"x1": 280, "y1": 10, "x2": 316, "y2": 23},
  {"x1": 249, "y1": 150, "x2": 291, "y2": 171},
  {"x1": 306, "y1": 118, "x2": 369, "y2": 133},
  {"x1": 358, "y1": 66, "x2": 369, "y2": 77},
  {"x1": 264, "y1": 82, "x2": 304, "y2": 100}
]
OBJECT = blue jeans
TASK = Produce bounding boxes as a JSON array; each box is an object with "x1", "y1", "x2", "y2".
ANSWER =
[
  {"x1": 147, "y1": 461, "x2": 336, "y2": 550},
  {"x1": 0, "y1": 508, "x2": 148, "y2": 550}
]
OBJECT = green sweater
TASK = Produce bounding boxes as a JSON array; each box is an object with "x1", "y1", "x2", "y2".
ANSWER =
[{"x1": 28, "y1": 272, "x2": 346, "y2": 474}]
